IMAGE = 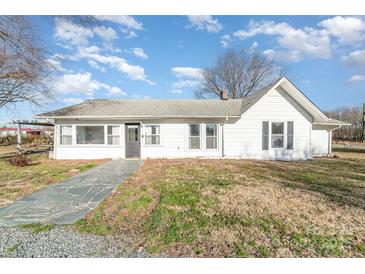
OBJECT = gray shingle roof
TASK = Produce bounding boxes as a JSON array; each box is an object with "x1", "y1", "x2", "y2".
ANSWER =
[
  {"x1": 35, "y1": 78, "x2": 283, "y2": 119},
  {"x1": 36, "y1": 99, "x2": 244, "y2": 118}
]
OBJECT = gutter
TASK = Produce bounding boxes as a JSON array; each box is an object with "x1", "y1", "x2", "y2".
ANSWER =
[
  {"x1": 221, "y1": 116, "x2": 229, "y2": 157},
  {"x1": 34, "y1": 115, "x2": 241, "y2": 119}
]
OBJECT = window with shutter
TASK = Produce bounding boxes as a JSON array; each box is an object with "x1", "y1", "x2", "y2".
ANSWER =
[{"x1": 287, "y1": 121, "x2": 293, "y2": 150}]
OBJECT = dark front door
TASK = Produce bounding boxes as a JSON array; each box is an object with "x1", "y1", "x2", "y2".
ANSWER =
[{"x1": 125, "y1": 124, "x2": 140, "y2": 158}]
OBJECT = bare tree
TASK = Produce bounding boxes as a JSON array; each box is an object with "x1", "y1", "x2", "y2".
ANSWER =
[
  {"x1": 196, "y1": 49, "x2": 283, "y2": 99},
  {"x1": 0, "y1": 16, "x2": 53, "y2": 109},
  {"x1": 325, "y1": 105, "x2": 363, "y2": 142}
]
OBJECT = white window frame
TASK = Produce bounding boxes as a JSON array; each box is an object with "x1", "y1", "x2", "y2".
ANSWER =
[
  {"x1": 59, "y1": 125, "x2": 73, "y2": 146},
  {"x1": 107, "y1": 125, "x2": 121, "y2": 146},
  {"x1": 188, "y1": 124, "x2": 201, "y2": 150},
  {"x1": 75, "y1": 125, "x2": 106, "y2": 146},
  {"x1": 270, "y1": 121, "x2": 285, "y2": 149},
  {"x1": 144, "y1": 124, "x2": 161, "y2": 146},
  {"x1": 206, "y1": 123, "x2": 218, "y2": 150}
]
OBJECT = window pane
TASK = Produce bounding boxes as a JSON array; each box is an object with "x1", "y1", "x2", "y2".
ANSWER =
[
  {"x1": 145, "y1": 135, "x2": 160, "y2": 145},
  {"x1": 189, "y1": 137, "x2": 200, "y2": 149},
  {"x1": 108, "y1": 125, "x2": 119, "y2": 135},
  {"x1": 189, "y1": 124, "x2": 200, "y2": 136},
  {"x1": 76, "y1": 126, "x2": 104, "y2": 144},
  {"x1": 271, "y1": 136, "x2": 284, "y2": 148},
  {"x1": 272, "y1": 122, "x2": 284, "y2": 134},
  {"x1": 60, "y1": 126, "x2": 72, "y2": 136},
  {"x1": 206, "y1": 124, "x2": 217, "y2": 136},
  {"x1": 206, "y1": 136, "x2": 217, "y2": 149},
  {"x1": 61, "y1": 136, "x2": 72, "y2": 145},
  {"x1": 128, "y1": 128, "x2": 138, "y2": 142},
  {"x1": 108, "y1": 136, "x2": 120, "y2": 145}
]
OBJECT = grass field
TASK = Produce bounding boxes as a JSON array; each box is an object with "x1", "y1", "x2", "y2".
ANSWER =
[
  {"x1": 77, "y1": 152, "x2": 365, "y2": 257},
  {"x1": 0, "y1": 154, "x2": 109, "y2": 207}
]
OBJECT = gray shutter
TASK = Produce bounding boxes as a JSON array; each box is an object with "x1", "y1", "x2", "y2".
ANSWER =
[
  {"x1": 287, "y1": 121, "x2": 293, "y2": 150},
  {"x1": 262, "y1": 121, "x2": 269, "y2": 150}
]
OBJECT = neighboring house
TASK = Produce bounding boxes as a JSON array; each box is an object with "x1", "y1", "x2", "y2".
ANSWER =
[{"x1": 35, "y1": 77, "x2": 348, "y2": 160}]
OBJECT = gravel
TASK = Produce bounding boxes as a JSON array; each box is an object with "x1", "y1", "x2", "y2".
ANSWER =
[{"x1": 0, "y1": 226, "x2": 149, "y2": 258}]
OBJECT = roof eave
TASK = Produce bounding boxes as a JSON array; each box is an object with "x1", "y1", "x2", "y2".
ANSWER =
[{"x1": 35, "y1": 115, "x2": 241, "y2": 119}]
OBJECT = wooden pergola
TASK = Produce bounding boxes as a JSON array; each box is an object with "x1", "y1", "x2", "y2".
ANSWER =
[{"x1": 12, "y1": 120, "x2": 54, "y2": 153}]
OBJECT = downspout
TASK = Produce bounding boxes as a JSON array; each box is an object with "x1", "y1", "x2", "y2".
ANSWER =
[
  {"x1": 221, "y1": 116, "x2": 228, "y2": 157},
  {"x1": 329, "y1": 126, "x2": 340, "y2": 156}
]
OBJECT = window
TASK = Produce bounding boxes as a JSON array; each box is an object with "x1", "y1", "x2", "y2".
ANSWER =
[
  {"x1": 107, "y1": 126, "x2": 120, "y2": 145},
  {"x1": 76, "y1": 126, "x2": 104, "y2": 144},
  {"x1": 189, "y1": 124, "x2": 200, "y2": 149},
  {"x1": 145, "y1": 125, "x2": 160, "y2": 145},
  {"x1": 271, "y1": 122, "x2": 284, "y2": 148},
  {"x1": 60, "y1": 125, "x2": 72, "y2": 145},
  {"x1": 127, "y1": 125, "x2": 139, "y2": 142},
  {"x1": 206, "y1": 124, "x2": 217, "y2": 149}
]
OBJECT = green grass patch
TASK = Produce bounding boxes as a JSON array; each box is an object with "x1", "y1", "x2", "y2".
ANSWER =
[{"x1": 19, "y1": 223, "x2": 55, "y2": 234}]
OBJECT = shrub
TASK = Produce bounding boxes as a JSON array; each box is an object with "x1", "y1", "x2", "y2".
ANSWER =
[{"x1": 6, "y1": 154, "x2": 32, "y2": 167}]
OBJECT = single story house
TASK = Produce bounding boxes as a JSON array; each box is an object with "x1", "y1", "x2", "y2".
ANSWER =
[{"x1": 35, "y1": 77, "x2": 348, "y2": 160}]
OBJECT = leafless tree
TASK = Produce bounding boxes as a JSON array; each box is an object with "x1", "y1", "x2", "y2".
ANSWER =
[
  {"x1": 196, "y1": 49, "x2": 284, "y2": 99},
  {"x1": 0, "y1": 16, "x2": 54, "y2": 110},
  {"x1": 325, "y1": 105, "x2": 363, "y2": 142}
]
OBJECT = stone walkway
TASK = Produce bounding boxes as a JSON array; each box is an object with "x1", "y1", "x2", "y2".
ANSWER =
[{"x1": 0, "y1": 160, "x2": 143, "y2": 226}]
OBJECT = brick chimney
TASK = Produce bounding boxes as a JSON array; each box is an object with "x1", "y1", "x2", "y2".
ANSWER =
[{"x1": 220, "y1": 90, "x2": 228, "y2": 100}]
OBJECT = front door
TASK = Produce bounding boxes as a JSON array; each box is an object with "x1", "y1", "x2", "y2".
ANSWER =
[{"x1": 125, "y1": 124, "x2": 140, "y2": 158}]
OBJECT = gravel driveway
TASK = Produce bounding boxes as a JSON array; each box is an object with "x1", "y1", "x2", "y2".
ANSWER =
[{"x1": 0, "y1": 226, "x2": 148, "y2": 258}]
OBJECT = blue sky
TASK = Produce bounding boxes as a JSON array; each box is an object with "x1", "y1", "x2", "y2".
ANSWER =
[{"x1": 1, "y1": 15, "x2": 365, "y2": 125}]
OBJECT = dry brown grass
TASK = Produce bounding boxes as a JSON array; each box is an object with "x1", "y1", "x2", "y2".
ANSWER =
[
  {"x1": 0, "y1": 154, "x2": 109, "y2": 207},
  {"x1": 78, "y1": 153, "x2": 365, "y2": 257}
]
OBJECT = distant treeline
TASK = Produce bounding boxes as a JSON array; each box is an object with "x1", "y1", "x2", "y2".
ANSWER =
[{"x1": 325, "y1": 105, "x2": 364, "y2": 142}]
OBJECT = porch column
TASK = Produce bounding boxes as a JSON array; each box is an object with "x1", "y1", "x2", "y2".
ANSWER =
[{"x1": 16, "y1": 123, "x2": 22, "y2": 154}]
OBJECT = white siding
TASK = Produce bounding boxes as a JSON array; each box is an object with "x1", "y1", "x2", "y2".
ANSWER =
[
  {"x1": 311, "y1": 125, "x2": 330, "y2": 156},
  {"x1": 224, "y1": 86, "x2": 312, "y2": 160},
  {"x1": 54, "y1": 119, "x2": 125, "y2": 160},
  {"x1": 141, "y1": 122, "x2": 222, "y2": 158}
]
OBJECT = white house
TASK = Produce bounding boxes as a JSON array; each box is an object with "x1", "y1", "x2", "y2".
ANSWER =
[{"x1": 35, "y1": 77, "x2": 348, "y2": 160}]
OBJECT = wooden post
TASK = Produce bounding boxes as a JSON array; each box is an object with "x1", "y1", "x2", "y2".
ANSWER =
[{"x1": 16, "y1": 122, "x2": 22, "y2": 154}]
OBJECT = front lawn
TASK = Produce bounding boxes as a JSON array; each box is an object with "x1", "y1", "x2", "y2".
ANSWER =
[
  {"x1": 0, "y1": 154, "x2": 109, "y2": 207},
  {"x1": 76, "y1": 153, "x2": 365, "y2": 257}
]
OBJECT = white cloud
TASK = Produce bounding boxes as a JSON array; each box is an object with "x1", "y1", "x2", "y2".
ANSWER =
[
  {"x1": 234, "y1": 20, "x2": 331, "y2": 60},
  {"x1": 347, "y1": 74, "x2": 365, "y2": 82},
  {"x1": 109, "y1": 87, "x2": 127, "y2": 96},
  {"x1": 54, "y1": 18, "x2": 154, "y2": 85},
  {"x1": 63, "y1": 97, "x2": 84, "y2": 105},
  {"x1": 54, "y1": 72, "x2": 126, "y2": 97},
  {"x1": 95, "y1": 15, "x2": 143, "y2": 30},
  {"x1": 122, "y1": 29, "x2": 138, "y2": 39},
  {"x1": 88, "y1": 60, "x2": 105, "y2": 72},
  {"x1": 341, "y1": 50, "x2": 365, "y2": 84},
  {"x1": 341, "y1": 49, "x2": 365, "y2": 69},
  {"x1": 93, "y1": 26, "x2": 118, "y2": 42},
  {"x1": 131, "y1": 48, "x2": 148, "y2": 59},
  {"x1": 170, "y1": 67, "x2": 203, "y2": 94},
  {"x1": 187, "y1": 16, "x2": 223, "y2": 33},
  {"x1": 220, "y1": 34, "x2": 231, "y2": 48},
  {"x1": 171, "y1": 67, "x2": 203, "y2": 79},
  {"x1": 54, "y1": 72, "x2": 101, "y2": 95},
  {"x1": 47, "y1": 57, "x2": 72, "y2": 73},
  {"x1": 263, "y1": 49, "x2": 302, "y2": 62},
  {"x1": 54, "y1": 17, "x2": 93, "y2": 46},
  {"x1": 319, "y1": 16, "x2": 365, "y2": 45}
]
